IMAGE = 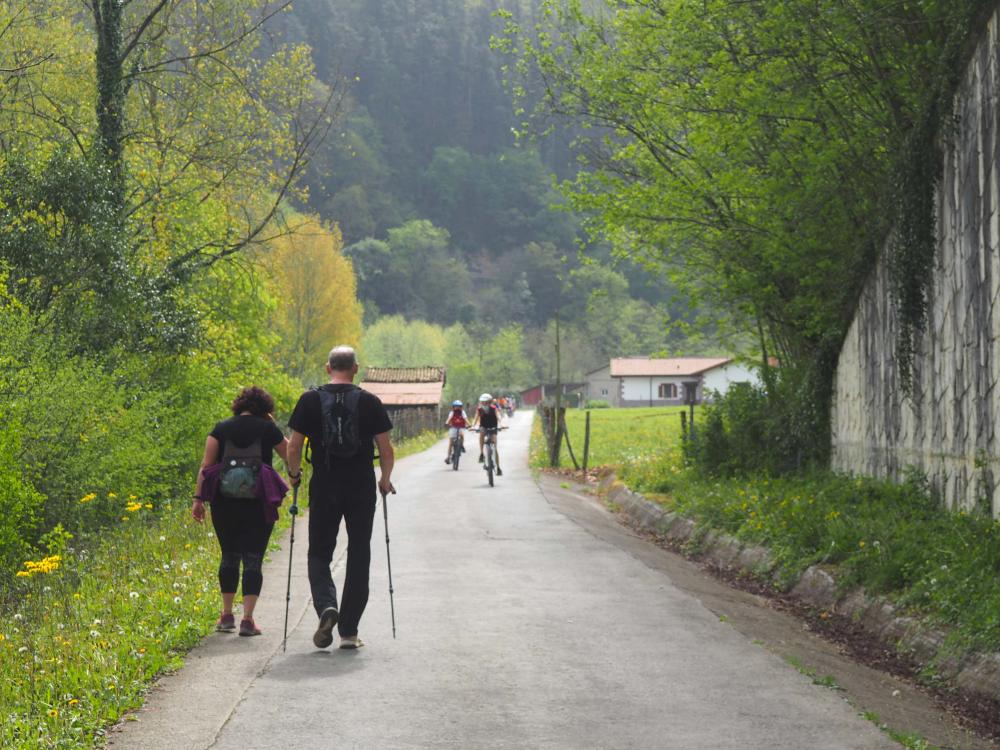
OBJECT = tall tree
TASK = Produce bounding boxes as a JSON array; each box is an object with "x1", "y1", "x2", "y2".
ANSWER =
[{"x1": 264, "y1": 217, "x2": 362, "y2": 382}]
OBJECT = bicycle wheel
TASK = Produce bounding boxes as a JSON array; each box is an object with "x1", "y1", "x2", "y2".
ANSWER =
[
  {"x1": 452, "y1": 439, "x2": 460, "y2": 470},
  {"x1": 486, "y1": 445, "x2": 494, "y2": 487}
]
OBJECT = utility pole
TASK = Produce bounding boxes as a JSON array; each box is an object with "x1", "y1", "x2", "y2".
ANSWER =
[{"x1": 550, "y1": 310, "x2": 564, "y2": 467}]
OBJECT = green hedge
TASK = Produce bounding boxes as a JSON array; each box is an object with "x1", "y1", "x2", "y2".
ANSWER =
[{"x1": 0, "y1": 285, "x2": 301, "y2": 595}]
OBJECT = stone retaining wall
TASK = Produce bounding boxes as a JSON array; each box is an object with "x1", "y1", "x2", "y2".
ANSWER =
[{"x1": 831, "y1": 9, "x2": 1000, "y2": 513}]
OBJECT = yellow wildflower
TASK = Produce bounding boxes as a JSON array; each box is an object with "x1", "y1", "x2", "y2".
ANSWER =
[
  {"x1": 18, "y1": 555, "x2": 61, "y2": 576},
  {"x1": 47, "y1": 709, "x2": 58, "y2": 717},
  {"x1": 68, "y1": 699, "x2": 78, "y2": 705},
  {"x1": 107, "y1": 492, "x2": 117, "y2": 498}
]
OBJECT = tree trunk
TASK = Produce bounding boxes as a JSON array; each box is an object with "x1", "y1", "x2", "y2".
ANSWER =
[{"x1": 94, "y1": 0, "x2": 126, "y2": 206}]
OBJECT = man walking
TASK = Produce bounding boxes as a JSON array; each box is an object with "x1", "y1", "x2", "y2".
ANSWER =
[{"x1": 287, "y1": 346, "x2": 395, "y2": 649}]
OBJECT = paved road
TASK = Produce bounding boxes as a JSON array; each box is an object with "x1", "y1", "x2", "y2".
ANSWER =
[{"x1": 113, "y1": 412, "x2": 900, "y2": 749}]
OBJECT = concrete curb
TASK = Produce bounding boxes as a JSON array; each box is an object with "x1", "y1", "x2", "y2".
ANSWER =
[{"x1": 600, "y1": 475, "x2": 1000, "y2": 706}]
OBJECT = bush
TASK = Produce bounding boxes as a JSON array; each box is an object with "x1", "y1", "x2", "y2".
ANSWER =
[
  {"x1": 0, "y1": 277, "x2": 301, "y2": 591},
  {"x1": 0, "y1": 423, "x2": 42, "y2": 579},
  {"x1": 585, "y1": 399, "x2": 611, "y2": 409},
  {"x1": 684, "y1": 364, "x2": 829, "y2": 477}
]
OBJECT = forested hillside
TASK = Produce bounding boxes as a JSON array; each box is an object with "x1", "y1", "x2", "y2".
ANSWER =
[{"x1": 275, "y1": 0, "x2": 713, "y2": 390}]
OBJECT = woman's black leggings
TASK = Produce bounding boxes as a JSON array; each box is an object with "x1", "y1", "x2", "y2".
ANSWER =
[{"x1": 209, "y1": 498, "x2": 274, "y2": 597}]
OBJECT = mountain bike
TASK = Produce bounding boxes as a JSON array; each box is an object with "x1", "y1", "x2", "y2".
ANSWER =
[
  {"x1": 447, "y1": 430, "x2": 464, "y2": 471},
  {"x1": 473, "y1": 426, "x2": 505, "y2": 486}
]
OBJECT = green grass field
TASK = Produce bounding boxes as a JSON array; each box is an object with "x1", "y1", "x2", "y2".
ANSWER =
[
  {"x1": 563, "y1": 406, "x2": 693, "y2": 467},
  {"x1": 534, "y1": 406, "x2": 699, "y2": 492}
]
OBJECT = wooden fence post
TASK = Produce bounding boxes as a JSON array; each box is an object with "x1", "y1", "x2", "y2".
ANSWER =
[
  {"x1": 562, "y1": 409, "x2": 579, "y2": 470},
  {"x1": 582, "y1": 410, "x2": 591, "y2": 475}
]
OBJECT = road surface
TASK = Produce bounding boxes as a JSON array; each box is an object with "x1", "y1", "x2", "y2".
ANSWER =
[{"x1": 113, "y1": 412, "x2": 910, "y2": 749}]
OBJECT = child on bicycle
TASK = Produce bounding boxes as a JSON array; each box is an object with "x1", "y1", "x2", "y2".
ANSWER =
[
  {"x1": 445, "y1": 400, "x2": 468, "y2": 464},
  {"x1": 472, "y1": 393, "x2": 502, "y2": 476}
]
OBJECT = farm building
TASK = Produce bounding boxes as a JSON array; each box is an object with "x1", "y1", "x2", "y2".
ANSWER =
[
  {"x1": 519, "y1": 383, "x2": 585, "y2": 408},
  {"x1": 359, "y1": 366, "x2": 446, "y2": 440},
  {"x1": 584, "y1": 357, "x2": 760, "y2": 407}
]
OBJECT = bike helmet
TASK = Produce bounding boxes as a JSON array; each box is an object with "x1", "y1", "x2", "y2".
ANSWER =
[
  {"x1": 479, "y1": 393, "x2": 492, "y2": 402},
  {"x1": 452, "y1": 400, "x2": 463, "y2": 407}
]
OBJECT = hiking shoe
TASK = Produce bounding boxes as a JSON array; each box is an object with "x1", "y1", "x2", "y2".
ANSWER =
[
  {"x1": 478, "y1": 454, "x2": 484, "y2": 463},
  {"x1": 239, "y1": 618, "x2": 261, "y2": 637},
  {"x1": 444, "y1": 457, "x2": 451, "y2": 464},
  {"x1": 496, "y1": 468, "x2": 503, "y2": 476},
  {"x1": 339, "y1": 635, "x2": 364, "y2": 650},
  {"x1": 313, "y1": 606, "x2": 339, "y2": 648},
  {"x1": 216, "y1": 612, "x2": 236, "y2": 632}
]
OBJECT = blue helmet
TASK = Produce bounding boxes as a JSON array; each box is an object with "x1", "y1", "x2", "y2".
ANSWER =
[{"x1": 452, "y1": 400, "x2": 463, "y2": 407}]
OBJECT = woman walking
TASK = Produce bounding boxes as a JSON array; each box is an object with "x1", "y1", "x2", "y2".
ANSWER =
[{"x1": 192, "y1": 386, "x2": 291, "y2": 636}]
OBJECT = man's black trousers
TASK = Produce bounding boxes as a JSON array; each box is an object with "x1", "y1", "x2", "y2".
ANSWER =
[{"x1": 307, "y1": 482, "x2": 376, "y2": 638}]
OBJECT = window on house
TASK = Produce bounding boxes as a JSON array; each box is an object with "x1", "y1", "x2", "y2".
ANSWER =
[
  {"x1": 658, "y1": 383, "x2": 677, "y2": 399},
  {"x1": 601, "y1": 388, "x2": 608, "y2": 396}
]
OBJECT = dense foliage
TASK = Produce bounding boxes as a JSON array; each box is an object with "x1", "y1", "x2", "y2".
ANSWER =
[
  {"x1": 499, "y1": 0, "x2": 997, "y2": 467},
  {"x1": 0, "y1": 1, "x2": 357, "y2": 593}
]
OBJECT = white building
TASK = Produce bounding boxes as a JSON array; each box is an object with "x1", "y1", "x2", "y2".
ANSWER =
[{"x1": 584, "y1": 357, "x2": 761, "y2": 407}]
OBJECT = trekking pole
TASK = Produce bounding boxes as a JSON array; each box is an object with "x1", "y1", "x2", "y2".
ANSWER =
[
  {"x1": 282, "y1": 484, "x2": 299, "y2": 653},
  {"x1": 380, "y1": 489, "x2": 397, "y2": 638}
]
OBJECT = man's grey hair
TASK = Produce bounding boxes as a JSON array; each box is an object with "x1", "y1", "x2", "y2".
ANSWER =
[{"x1": 327, "y1": 345, "x2": 358, "y2": 372}]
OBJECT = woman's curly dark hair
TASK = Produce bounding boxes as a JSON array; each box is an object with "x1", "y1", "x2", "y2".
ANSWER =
[{"x1": 231, "y1": 386, "x2": 275, "y2": 417}]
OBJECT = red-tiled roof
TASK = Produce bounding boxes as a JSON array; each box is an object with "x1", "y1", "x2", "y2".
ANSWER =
[
  {"x1": 609, "y1": 357, "x2": 732, "y2": 377},
  {"x1": 361, "y1": 366, "x2": 446, "y2": 384},
  {"x1": 361, "y1": 381, "x2": 444, "y2": 406}
]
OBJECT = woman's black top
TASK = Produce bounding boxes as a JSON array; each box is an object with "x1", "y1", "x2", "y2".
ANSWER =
[{"x1": 210, "y1": 415, "x2": 284, "y2": 466}]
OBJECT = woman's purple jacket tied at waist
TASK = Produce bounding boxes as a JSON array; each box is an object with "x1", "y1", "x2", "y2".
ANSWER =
[{"x1": 199, "y1": 463, "x2": 289, "y2": 523}]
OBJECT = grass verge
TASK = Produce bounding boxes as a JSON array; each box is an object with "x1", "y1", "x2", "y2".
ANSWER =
[{"x1": 0, "y1": 499, "x2": 219, "y2": 748}]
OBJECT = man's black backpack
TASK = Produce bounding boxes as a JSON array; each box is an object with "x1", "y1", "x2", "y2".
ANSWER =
[
  {"x1": 219, "y1": 438, "x2": 262, "y2": 498},
  {"x1": 314, "y1": 385, "x2": 363, "y2": 463}
]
